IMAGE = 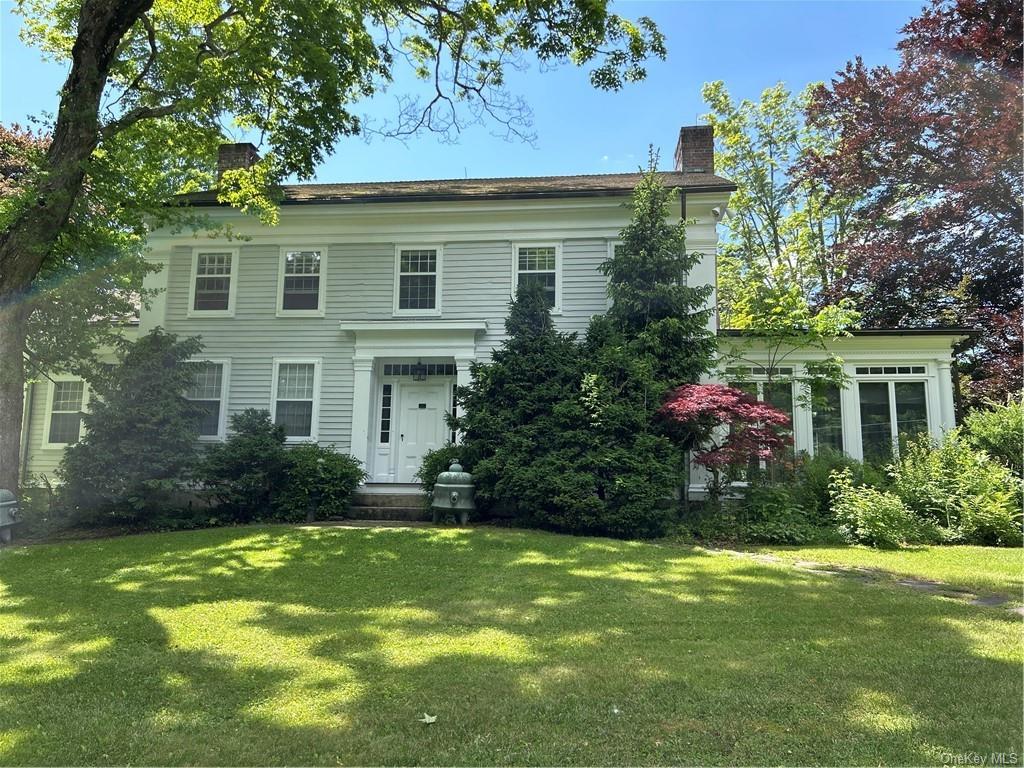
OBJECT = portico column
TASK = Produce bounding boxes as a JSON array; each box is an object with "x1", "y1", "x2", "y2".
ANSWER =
[
  {"x1": 453, "y1": 356, "x2": 475, "y2": 445},
  {"x1": 351, "y1": 357, "x2": 374, "y2": 468},
  {"x1": 936, "y1": 360, "x2": 956, "y2": 432}
]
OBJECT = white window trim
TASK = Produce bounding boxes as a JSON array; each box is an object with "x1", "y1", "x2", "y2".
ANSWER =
[
  {"x1": 42, "y1": 375, "x2": 89, "y2": 450},
  {"x1": 512, "y1": 241, "x2": 563, "y2": 314},
  {"x1": 187, "y1": 247, "x2": 240, "y2": 318},
  {"x1": 393, "y1": 245, "x2": 443, "y2": 317},
  {"x1": 270, "y1": 356, "x2": 322, "y2": 443},
  {"x1": 187, "y1": 358, "x2": 231, "y2": 442},
  {"x1": 853, "y1": 376, "x2": 932, "y2": 461},
  {"x1": 277, "y1": 246, "x2": 327, "y2": 317}
]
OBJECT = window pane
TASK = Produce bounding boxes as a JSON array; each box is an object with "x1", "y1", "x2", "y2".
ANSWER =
[
  {"x1": 194, "y1": 253, "x2": 232, "y2": 311},
  {"x1": 763, "y1": 381, "x2": 794, "y2": 425},
  {"x1": 194, "y1": 276, "x2": 230, "y2": 310},
  {"x1": 859, "y1": 382, "x2": 892, "y2": 463},
  {"x1": 284, "y1": 251, "x2": 320, "y2": 275},
  {"x1": 894, "y1": 382, "x2": 928, "y2": 439},
  {"x1": 519, "y1": 272, "x2": 556, "y2": 308},
  {"x1": 282, "y1": 275, "x2": 320, "y2": 310},
  {"x1": 48, "y1": 412, "x2": 82, "y2": 444},
  {"x1": 811, "y1": 382, "x2": 844, "y2": 454},
  {"x1": 276, "y1": 401, "x2": 313, "y2": 437},
  {"x1": 399, "y1": 274, "x2": 437, "y2": 310},
  {"x1": 52, "y1": 381, "x2": 84, "y2": 411},
  {"x1": 187, "y1": 363, "x2": 223, "y2": 400},
  {"x1": 518, "y1": 246, "x2": 556, "y2": 271},
  {"x1": 197, "y1": 253, "x2": 232, "y2": 275},
  {"x1": 399, "y1": 250, "x2": 436, "y2": 273},
  {"x1": 195, "y1": 401, "x2": 221, "y2": 436},
  {"x1": 277, "y1": 363, "x2": 315, "y2": 400}
]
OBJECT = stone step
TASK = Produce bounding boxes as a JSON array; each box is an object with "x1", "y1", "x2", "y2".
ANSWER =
[
  {"x1": 352, "y1": 492, "x2": 427, "y2": 508},
  {"x1": 341, "y1": 505, "x2": 430, "y2": 522}
]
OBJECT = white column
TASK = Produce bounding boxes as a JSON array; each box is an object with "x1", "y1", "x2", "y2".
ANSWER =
[
  {"x1": 936, "y1": 360, "x2": 957, "y2": 433},
  {"x1": 350, "y1": 357, "x2": 374, "y2": 468},
  {"x1": 453, "y1": 357, "x2": 474, "y2": 445}
]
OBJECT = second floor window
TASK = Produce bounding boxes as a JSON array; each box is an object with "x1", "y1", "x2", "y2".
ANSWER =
[
  {"x1": 396, "y1": 248, "x2": 439, "y2": 313},
  {"x1": 515, "y1": 244, "x2": 559, "y2": 309},
  {"x1": 280, "y1": 249, "x2": 324, "y2": 313},
  {"x1": 190, "y1": 249, "x2": 237, "y2": 315}
]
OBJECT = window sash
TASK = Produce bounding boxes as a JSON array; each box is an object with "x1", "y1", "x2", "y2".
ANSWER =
[
  {"x1": 187, "y1": 362, "x2": 225, "y2": 437},
  {"x1": 193, "y1": 252, "x2": 233, "y2": 312},
  {"x1": 811, "y1": 382, "x2": 844, "y2": 454},
  {"x1": 281, "y1": 250, "x2": 322, "y2": 311},
  {"x1": 48, "y1": 380, "x2": 85, "y2": 445},
  {"x1": 515, "y1": 245, "x2": 558, "y2": 309},
  {"x1": 858, "y1": 380, "x2": 929, "y2": 462},
  {"x1": 397, "y1": 249, "x2": 438, "y2": 311},
  {"x1": 273, "y1": 362, "x2": 317, "y2": 438}
]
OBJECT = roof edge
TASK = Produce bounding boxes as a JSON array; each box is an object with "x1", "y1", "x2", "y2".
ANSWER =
[{"x1": 719, "y1": 327, "x2": 980, "y2": 338}]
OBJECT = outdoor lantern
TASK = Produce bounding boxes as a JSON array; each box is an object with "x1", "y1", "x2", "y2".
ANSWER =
[{"x1": 411, "y1": 359, "x2": 428, "y2": 381}]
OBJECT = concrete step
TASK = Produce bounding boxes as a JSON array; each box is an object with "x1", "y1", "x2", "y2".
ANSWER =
[
  {"x1": 341, "y1": 505, "x2": 430, "y2": 522},
  {"x1": 352, "y1": 492, "x2": 427, "y2": 508}
]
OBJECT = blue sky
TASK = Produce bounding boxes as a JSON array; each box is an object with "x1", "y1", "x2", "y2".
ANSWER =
[{"x1": 0, "y1": 0, "x2": 920, "y2": 182}]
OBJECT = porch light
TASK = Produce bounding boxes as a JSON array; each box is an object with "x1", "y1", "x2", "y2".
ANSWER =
[{"x1": 411, "y1": 359, "x2": 428, "y2": 381}]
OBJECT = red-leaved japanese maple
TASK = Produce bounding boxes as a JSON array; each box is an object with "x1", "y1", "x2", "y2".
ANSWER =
[{"x1": 658, "y1": 383, "x2": 792, "y2": 499}]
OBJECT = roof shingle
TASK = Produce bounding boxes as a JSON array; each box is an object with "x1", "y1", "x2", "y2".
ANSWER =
[{"x1": 180, "y1": 170, "x2": 735, "y2": 206}]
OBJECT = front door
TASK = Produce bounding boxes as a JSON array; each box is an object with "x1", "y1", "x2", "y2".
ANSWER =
[{"x1": 396, "y1": 382, "x2": 448, "y2": 483}]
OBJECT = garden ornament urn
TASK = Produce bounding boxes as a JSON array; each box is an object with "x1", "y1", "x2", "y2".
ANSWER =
[{"x1": 431, "y1": 460, "x2": 475, "y2": 524}]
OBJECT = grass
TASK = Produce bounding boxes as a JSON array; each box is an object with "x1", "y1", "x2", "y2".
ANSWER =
[
  {"x1": 746, "y1": 544, "x2": 1024, "y2": 596},
  {"x1": 0, "y1": 525, "x2": 1020, "y2": 766}
]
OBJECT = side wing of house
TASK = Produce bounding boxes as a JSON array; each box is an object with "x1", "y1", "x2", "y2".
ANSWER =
[{"x1": 20, "y1": 328, "x2": 139, "y2": 484}]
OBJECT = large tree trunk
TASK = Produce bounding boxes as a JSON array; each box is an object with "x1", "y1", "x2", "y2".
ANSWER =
[
  {"x1": 0, "y1": 0, "x2": 151, "y2": 490},
  {"x1": 0, "y1": 304, "x2": 28, "y2": 493}
]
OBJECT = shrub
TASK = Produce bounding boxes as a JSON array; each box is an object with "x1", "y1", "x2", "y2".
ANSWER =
[
  {"x1": 56, "y1": 329, "x2": 203, "y2": 524},
  {"x1": 197, "y1": 409, "x2": 290, "y2": 521},
  {"x1": 739, "y1": 484, "x2": 841, "y2": 544},
  {"x1": 790, "y1": 449, "x2": 888, "y2": 523},
  {"x1": 278, "y1": 444, "x2": 366, "y2": 522},
  {"x1": 830, "y1": 468, "x2": 939, "y2": 549},
  {"x1": 962, "y1": 399, "x2": 1023, "y2": 478},
  {"x1": 890, "y1": 431, "x2": 1021, "y2": 546}
]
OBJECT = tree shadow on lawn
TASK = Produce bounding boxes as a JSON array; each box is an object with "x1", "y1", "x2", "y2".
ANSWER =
[{"x1": 0, "y1": 525, "x2": 1020, "y2": 766}]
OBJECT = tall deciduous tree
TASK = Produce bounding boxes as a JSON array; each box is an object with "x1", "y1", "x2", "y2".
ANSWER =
[
  {"x1": 700, "y1": 82, "x2": 859, "y2": 405},
  {"x1": 804, "y1": 0, "x2": 1022, "y2": 403},
  {"x1": 0, "y1": 0, "x2": 667, "y2": 492}
]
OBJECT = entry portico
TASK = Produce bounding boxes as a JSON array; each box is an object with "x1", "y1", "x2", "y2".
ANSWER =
[{"x1": 339, "y1": 320, "x2": 486, "y2": 484}]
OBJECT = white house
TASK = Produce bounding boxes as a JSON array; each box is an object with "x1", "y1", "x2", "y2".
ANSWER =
[{"x1": 19, "y1": 126, "x2": 971, "y2": 498}]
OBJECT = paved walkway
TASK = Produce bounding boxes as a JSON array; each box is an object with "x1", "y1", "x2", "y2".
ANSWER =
[{"x1": 707, "y1": 547, "x2": 1024, "y2": 616}]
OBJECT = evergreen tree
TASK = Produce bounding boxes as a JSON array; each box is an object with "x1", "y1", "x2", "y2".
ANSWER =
[
  {"x1": 56, "y1": 329, "x2": 203, "y2": 522},
  {"x1": 601, "y1": 151, "x2": 716, "y2": 389}
]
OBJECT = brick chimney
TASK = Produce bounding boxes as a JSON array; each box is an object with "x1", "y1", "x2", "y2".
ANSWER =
[
  {"x1": 674, "y1": 125, "x2": 714, "y2": 174},
  {"x1": 217, "y1": 142, "x2": 260, "y2": 180}
]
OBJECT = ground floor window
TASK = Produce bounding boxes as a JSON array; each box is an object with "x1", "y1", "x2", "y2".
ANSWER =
[
  {"x1": 272, "y1": 359, "x2": 320, "y2": 441},
  {"x1": 858, "y1": 380, "x2": 928, "y2": 462},
  {"x1": 46, "y1": 380, "x2": 86, "y2": 446},
  {"x1": 187, "y1": 361, "x2": 227, "y2": 439},
  {"x1": 811, "y1": 382, "x2": 844, "y2": 454}
]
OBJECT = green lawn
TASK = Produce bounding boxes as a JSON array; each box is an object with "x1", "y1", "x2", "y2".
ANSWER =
[
  {"x1": 746, "y1": 544, "x2": 1024, "y2": 596},
  {"x1": 0, "y1": 526, "x2": 1020, "y2": 766}
]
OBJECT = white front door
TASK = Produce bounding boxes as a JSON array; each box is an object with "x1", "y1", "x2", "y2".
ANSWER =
[{"x1": 396, "y1": 382, "x2": 448, "y2": 483}]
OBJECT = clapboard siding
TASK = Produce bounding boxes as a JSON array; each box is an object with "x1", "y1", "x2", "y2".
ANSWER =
[{"x1": 154, "y1": 234, "x2": 618, "y2": 446}]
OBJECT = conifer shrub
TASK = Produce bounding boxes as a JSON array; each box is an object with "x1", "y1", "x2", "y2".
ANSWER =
[{"x1": 56, "y1": 329, "x2": 204, "y2": 524}]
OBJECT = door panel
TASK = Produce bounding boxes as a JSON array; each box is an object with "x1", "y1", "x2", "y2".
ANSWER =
[{"x1": 397, "y1": 383, "x2": 448, "y2": 483}]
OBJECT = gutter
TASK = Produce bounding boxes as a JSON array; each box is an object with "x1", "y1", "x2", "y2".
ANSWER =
[{"x1": 176, "y1": 183, "x2": 738, "y2": 208}]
